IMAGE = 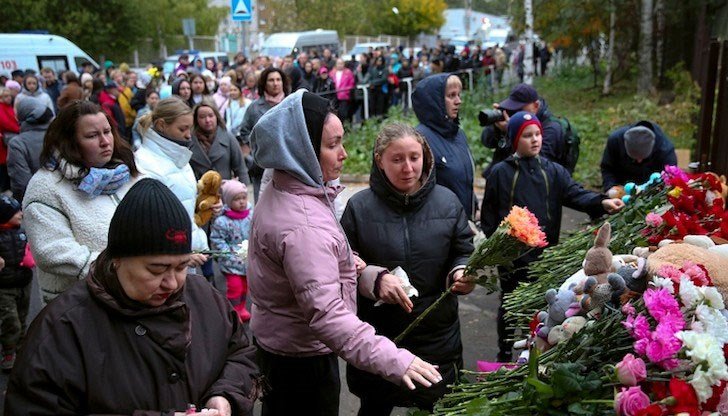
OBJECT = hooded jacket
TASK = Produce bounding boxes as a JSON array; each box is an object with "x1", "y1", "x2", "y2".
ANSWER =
[
  {"x1": 8, "y1": 97, "x2": 53, "y2": 201},
  {"x1": 5, "y1": 272, "x2": 258, "y2": 415},
  {"x1": 340, "y1": 141, "x2": 473, "y2": 363},
  {"x1": 412, "y1": 73, "x2": 476, "y2": 219},
  {"x1": 15, "y1": 86, "x2": 54, "y2": 116},
  {"x1": 600, "y1": 121, "x2": 677, "y2": 191},
  {"x1": 480, "y1": 98, "x2": 565, "y2": 178},
  {"x1": 135, "y1": 128, "x2": 209, "y2": 251},
  {"x1": 248, "y1": 91, "x2": 415, "y2": 385}
]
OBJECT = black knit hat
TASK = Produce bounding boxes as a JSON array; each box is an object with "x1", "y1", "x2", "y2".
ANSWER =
[
  {"x1": 107, "y1": 178, "x2": 191, "y2": 257},
  {"x1": 0, "y1": 195, "x2": 21, "y2": 224},
  {"x1": 301, "y1": 92, "x2": 331, "y2": 158}
]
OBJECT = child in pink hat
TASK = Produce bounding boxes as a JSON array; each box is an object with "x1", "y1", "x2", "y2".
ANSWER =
[{"x1": 210, "y1": 179, "x2": 253, "y2": 322}]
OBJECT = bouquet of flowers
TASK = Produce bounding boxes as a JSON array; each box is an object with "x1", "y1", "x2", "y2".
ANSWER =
[
  {"x1": 466, "y1": 206, "x2": 548, "y2": 293},
  {"x1": 642, "y1": 167, "x2": 728, "y2": 244},
  {"x1": 393, "y1": 206, "x2": 546, "y2": 344}
]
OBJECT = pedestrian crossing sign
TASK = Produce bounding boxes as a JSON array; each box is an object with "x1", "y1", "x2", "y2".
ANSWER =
[{"x1": 232, "y1": 0, "x2": 252, "y2": 21}]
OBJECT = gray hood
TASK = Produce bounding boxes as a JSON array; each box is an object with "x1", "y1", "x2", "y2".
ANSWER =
[
  {"x1": 16, "y1": 96, "x2": 53, "y2": 129},
  {"x1": 250, "y1": 90, "x2": 323, "y2": 187}
]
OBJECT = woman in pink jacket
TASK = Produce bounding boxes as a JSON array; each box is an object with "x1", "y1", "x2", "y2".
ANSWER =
[
  {"x1": 330, "y1": 58, "x2": 355, "y2": 121},
  {"x1": 248, "y1": 91, "x2": 441, "y2": 416}
]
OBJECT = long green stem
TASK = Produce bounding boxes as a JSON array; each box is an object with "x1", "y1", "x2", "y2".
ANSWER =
[{"x1": 394, "y1": 282, "x2": 457, "y2": 344}]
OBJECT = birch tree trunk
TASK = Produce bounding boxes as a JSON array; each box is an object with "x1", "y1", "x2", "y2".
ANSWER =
[
  {"x1": 524, "y1": 0, "x2": 535, "y2": 85},
  {"x1": 637, "y1": 0, "x2": 654, "y2": 94},
  {"x1": 655, "y1": 0, "x2": 665, "y2": 81},
  {"x1": 603, "y1": 1, "x2": 617, "y2": 95}
]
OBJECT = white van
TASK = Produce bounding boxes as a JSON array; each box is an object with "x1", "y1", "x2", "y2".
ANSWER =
[
  {"x1": 344, "y1": 42, "x2": 390, "y2": 60},
  {"x1": 260, "y1": 30, "x2": 340, "y2": 58},
  {"x1": 0, "y1": 33, "x2": 99, "y2": 76}
]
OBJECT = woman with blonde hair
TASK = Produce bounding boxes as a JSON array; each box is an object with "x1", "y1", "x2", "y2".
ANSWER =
[
  {"x1": 225, "y1": 82, "x2": 251, "y2": 138},
  {"x1": 135, "y1": 97, "x2": 212, "y2": 267}
]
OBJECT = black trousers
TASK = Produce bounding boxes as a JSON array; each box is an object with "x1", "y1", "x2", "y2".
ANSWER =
[{"x1": 257, "y1": 346, "x2": 340, "y2": 416}]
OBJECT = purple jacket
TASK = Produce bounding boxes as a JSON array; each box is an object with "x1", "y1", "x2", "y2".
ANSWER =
[{"x1": 248, "y1": 171, "x2": 415, "y2": 385}]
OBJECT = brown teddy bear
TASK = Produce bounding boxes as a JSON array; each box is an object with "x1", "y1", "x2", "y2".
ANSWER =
[
  {"x1": 194, "y1": 170, "x2": 222, "y2": 227},
  {"x1": 579, "y1": 223, "x2": 626, "y2": 316}
]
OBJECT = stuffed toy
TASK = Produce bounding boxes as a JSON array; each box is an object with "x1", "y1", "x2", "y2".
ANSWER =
[
  {"x1": 194, "y1": 170, "x2": 222, "y2": 227},
  {"x1": 579, "y1": 223, "x2": 627, "y2": 316},
  {"x1": 536, "y1": 288, "x2": 576, "y2": 340},
  {"x1": 615, "y1": 256, "x2": 648, "y2": 299},
  {"x1": 607, "y1": 185, "x2": 626, "y2": 200},
  {"x1": 547, "y1": 316, "x2": 588, "y2": 345},
  {"x1": 621, "y1": 172, "x2": 662, "y2": 204},
  {"x1": 644, "y1": 242, "x2": 728, "y2": 303}
]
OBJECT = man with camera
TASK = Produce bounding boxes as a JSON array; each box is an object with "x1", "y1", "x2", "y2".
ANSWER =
[{"x1": 480, "y1": 84, "x2": 569, "y2": 178}]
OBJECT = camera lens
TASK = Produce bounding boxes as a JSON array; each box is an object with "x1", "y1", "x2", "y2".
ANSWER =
[{"x1": 478, "y1": 109, "x2": 506, "y2": 126}]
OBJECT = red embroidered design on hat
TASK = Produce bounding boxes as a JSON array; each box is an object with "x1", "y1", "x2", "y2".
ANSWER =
[{"x1": 165, "y1": 229, "x2": 188, "y2": 245}]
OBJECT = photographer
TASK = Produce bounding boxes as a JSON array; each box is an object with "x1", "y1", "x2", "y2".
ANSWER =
[{"x1": 480, "y1": 84, "x2": 570, "y2": 178}]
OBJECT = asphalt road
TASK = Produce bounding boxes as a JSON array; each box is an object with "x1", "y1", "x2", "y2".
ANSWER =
[{"x1": 0, "y1": 182, "x2": 590, "y2": 415}]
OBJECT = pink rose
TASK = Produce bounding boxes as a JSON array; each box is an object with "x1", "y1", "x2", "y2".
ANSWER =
[
  {"x1": 645, "y1": 213, "x2": 664, "y2": 228},
  {"x1": 615, "y1": 386, "x2": 651, "y2": 416},
  {"x1": 622, "y1": 302, "x2": 636, "y2": 316},
  {"x1": 616, "y1": 354, "x2": 647, "y2": 386}
]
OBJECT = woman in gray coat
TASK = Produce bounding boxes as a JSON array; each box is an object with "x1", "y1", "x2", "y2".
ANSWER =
[
  {"x1": 7, "y1": 96, "x2": 54, "y2": 201},
  {"x1": 189, "y1": 99, "x2": 249, "y2": 183}
]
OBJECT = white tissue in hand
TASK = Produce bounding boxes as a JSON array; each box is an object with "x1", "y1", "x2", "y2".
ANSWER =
[{"x1": 374, "y1": 266, "x2": 419, "y2": 306}]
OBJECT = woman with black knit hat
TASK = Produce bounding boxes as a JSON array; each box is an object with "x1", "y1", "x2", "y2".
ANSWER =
[
  {"x1": 5, "y1": 178, "x2": 259, "y2": 416},
  {"x1": 248, "y1": 90, "x2": 442, "y2": 416}
]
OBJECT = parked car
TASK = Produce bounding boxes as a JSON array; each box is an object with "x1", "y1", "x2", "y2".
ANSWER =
[{"x1": 260, "y1": 30, "x2": 340, "y2": 58}]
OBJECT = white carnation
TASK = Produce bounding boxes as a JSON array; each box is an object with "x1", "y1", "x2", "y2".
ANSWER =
[
  {"x1": 695, "y1": 304, "x2": 728, "y2": 344},
  {"x1": 678, "y1": 330, "x2": 728, "y2": 403},
  {"x1": 691, "y1": 366, "x2": 716, "y2": 403},
  {"x1": 651, "y1": 276, "x2": 675, "y2": 293},
  {"x1": 700, "y1": 286, "x2": 725, "y2": 310},
  {"x1": 679, "y1": 277, "x2": 700, "y2": 308}
]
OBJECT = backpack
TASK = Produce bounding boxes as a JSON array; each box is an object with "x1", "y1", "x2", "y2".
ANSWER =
[{"x1": 547, "y1": 115, "x2": 581, "y2": 174}]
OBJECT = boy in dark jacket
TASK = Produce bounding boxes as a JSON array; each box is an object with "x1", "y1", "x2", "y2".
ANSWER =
[
  {"x1": 480, "y1": 112, "x2": 624, "y2": 362},
  {"x1": 0, "y1": 195, "x2": 33, "y2": 370}
]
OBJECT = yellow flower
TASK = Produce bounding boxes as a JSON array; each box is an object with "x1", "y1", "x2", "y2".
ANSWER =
[{"x1": 668, "y1": 187, "x2": 682, "y2": 198}]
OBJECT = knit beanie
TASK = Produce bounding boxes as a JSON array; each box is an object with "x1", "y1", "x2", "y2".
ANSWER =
[
  {"x1": 301, "y1": 91, "x2": 330, "y2": 158},
  {"x1": 507, "y1": 111, "x2": 542, "y2": 151},
  {"x1": 0, "y1": 195, "x2": 21, "y2": 224},
  {"x1": 80, "y1": 73, "x2": 93, "y2": 85},
  {"x1": 107, "y1": 178, "x2": 191, "y2": 257},
  {"x1": 221, "y1": 179, "x2": 248, "y2": 207},
  {"x1": 5, "y1": 80, "x2": 21, "y2": 92},
  {"x1": 623, "y1": 123, "x2": 656, "y2": 161}
]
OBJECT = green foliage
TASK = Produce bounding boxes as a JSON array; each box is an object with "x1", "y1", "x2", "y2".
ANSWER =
[
  {"x1": 536, "y1": 64, "x2": 698, "y2": 189},
  {"x1": 344, "y1": 75, "x2": 495, "y2": 176},
  {"x1": 371, "y1": 0, "x2": 448, "y2": 38},
  {"x1": 0, "y1": 0, "x2": 227, "y2": 62}
]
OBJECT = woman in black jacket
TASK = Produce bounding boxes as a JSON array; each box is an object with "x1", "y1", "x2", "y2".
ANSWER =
[
  {"x1": 5, "y1": 179, "x2": 259, "y2": 415},
  {"x1": 341, "y1": 122, "x2": 475, "y2": 415}
]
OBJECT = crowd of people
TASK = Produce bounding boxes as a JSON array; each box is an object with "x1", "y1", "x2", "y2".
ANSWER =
[{"x1": 0, "y1": 40, "x2": 681, "y2": 415}]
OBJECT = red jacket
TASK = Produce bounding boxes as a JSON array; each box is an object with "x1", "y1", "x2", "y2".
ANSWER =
[
  {"x1": 0, "y1": 102, "x2": 19, "y2": 164},
  {"x1": 330, "y1": 68, "x2": 355, "y2": 101}
]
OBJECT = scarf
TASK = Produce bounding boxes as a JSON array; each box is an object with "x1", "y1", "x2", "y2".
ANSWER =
[
  {"x1": 224, "y1": 208, "x2": 250, "y2": 220},
  {"x1": 195, "y1": 128, "x2": 216, "y2": 153},
  {"x1": 77, "y1": 164, "x2": 131, "y2": 197},
  {"x1": 264, "y1": 91, "x2": 285, "y2": 106},
  {"x1": 47, "y1": 156, "x2": 131, "y2": 198},
  {"x1": 154, "y1": 128, "x2": 192, "y2": 148}
]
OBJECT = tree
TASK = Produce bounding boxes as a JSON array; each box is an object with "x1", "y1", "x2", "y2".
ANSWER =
[
  {"x1": 369, "y1": 0, "x2": 447, "y2": 39},
  {"x1": 603, "y1": 0, "x2": 617, "y2": 95},
  {"x1": 523, "y1": 0, "x2": 535, "y2": 85},
  {"x1": 443, "y1": 0, "x2": 509, "y2": 15},
  {"x1": 0, "y1": 0, "x2": 228, "y2": 63},
  {"x1": 637, "y1": 0, "x2": 654, "y2": 94}
]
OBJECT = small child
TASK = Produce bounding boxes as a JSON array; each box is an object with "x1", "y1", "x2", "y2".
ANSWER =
[
  {"x1": 210, "y1": 180, "x2": 253, "y2": 322},
  {"x1": 480, "y1": 111, "x2": 624, "y2": 362},
  {"x1": 0, "y1": 195, "x2": 34, "y2": 371}
]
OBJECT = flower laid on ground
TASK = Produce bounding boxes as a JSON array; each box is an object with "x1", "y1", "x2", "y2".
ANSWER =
[
  {"x1": 615, "y1": 386, "x2": 651, "y2": 416},
  {"x1": 616, "y1": 354, "x2": 647, "y2": 386},
  {"x1": 465, "y1": 205, "x2": 547, "y2": 292},
  {"x1": 643, "y1": 167, "x2": 728, "y2": 244}
]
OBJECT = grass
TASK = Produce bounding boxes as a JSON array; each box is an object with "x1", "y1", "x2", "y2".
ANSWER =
[{"x1": 343, "y1": 64, "x2": 699, "y2": 190}]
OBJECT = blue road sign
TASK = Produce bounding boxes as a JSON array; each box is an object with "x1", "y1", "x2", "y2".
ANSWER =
[{"x1": 232, "y1": 0, "x2": 252, "y2": 22}]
